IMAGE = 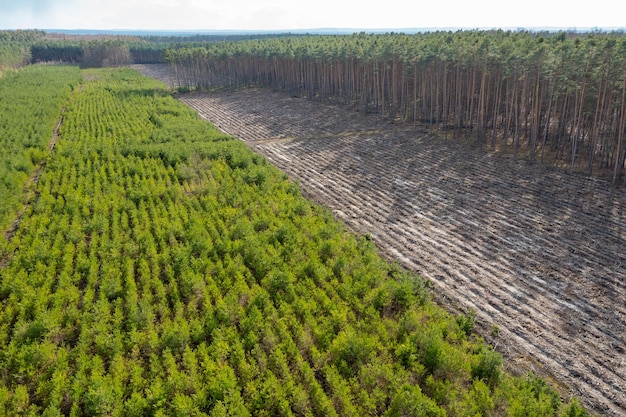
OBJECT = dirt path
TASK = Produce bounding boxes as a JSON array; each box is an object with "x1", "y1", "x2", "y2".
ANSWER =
[{"x1": 169, "y1": 88, "x2": 626, "y2": 416}]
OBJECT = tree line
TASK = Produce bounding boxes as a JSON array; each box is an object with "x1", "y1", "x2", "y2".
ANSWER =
[
  {"x1": 164, "y1": 31, "x2": 626, "y2": 184},
  {"x1": 0, "y1": 30, "x2": 301, "y2": 68},
  {"x1": 0, "y1": 29, "x2": 235, "y2": 68},
  {"x1": 29, "y1": 38, "x2": 282, "y2": 67}
]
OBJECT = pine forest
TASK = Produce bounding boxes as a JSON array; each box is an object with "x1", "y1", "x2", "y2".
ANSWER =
[{"x1": 164, "y1": 31, "x2": 626, "y2": 183}]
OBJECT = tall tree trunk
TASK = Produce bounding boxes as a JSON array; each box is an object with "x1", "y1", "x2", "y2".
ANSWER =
[
  {"x1": 613, "y1": 68, "x2": 626, "y2": 184},
  {"x1": 570, "y1": 72, "x2": 588, "y2": 173}
]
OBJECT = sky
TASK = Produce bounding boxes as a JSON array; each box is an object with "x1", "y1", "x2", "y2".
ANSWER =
[{"x1": 0, "y1": 0, "x2": 624, "y2": 32}]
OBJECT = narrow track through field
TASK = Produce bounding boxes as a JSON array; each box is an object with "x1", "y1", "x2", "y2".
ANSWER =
[{"x1": 176, "y1": 88, "x2": 626, "y2": 416}]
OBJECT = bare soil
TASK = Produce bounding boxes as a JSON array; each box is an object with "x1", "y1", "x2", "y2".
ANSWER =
[{"x1": 135, "y1": 65, "x2": 626, "y2": 416}]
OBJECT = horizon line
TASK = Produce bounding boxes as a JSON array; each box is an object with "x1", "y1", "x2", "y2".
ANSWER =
[{"x1": 4, "y1": 26, "x2": 625, "y2": 35}]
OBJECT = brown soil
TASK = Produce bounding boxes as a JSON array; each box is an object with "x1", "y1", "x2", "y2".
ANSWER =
[{"x1": 134, "y1": 65, "x2": 626, "y2": 416}]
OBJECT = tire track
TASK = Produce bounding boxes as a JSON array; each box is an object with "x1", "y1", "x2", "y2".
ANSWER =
[{"x1": 179, "y1": 89, "x2": 626, "y2": 416}]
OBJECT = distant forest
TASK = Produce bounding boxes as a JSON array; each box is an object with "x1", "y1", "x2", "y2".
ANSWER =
[{"x1": 0, "y1": 29, "x2": 303, "y2": 67}]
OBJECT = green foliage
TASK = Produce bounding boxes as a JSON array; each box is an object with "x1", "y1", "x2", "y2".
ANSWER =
[
  {"x1": 0, "y1": 30, "x2": 45, "y2": 69},
  {"x1": 0, "y1": 64, "x2": 82, "y2": 247},
  {"x1": 471, "y1": 346, "x2": 503, "y2": 386},
  {"x1": 508, "y1": 374, "x2": 564, "y2": 417},
  {"x1": 385, "y1": 384, "x2": 445, "y2": 417},
  {"x1": 462, "y1": 379, "x2": 495, "y2": 416},
  {"x1": 329, "y1": 329, "x2": 376, "y2": 378},
  {"x1": 371, "y1": 263, "x2": 429, "y2": 316},
  {"x1": 456, "y1": 308, "x2": 476, "y2": 336},
  {"x1": 0, "y1": 66, "x2": 594, "y2": 416},
  {"x1": 559, "y1": 398, "x2": 591, "y2": 417}
]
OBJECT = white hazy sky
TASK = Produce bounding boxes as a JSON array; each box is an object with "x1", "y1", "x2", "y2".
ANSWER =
[{"x1": 0, "y1": 0, "x2": 624, "y2": 31}]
